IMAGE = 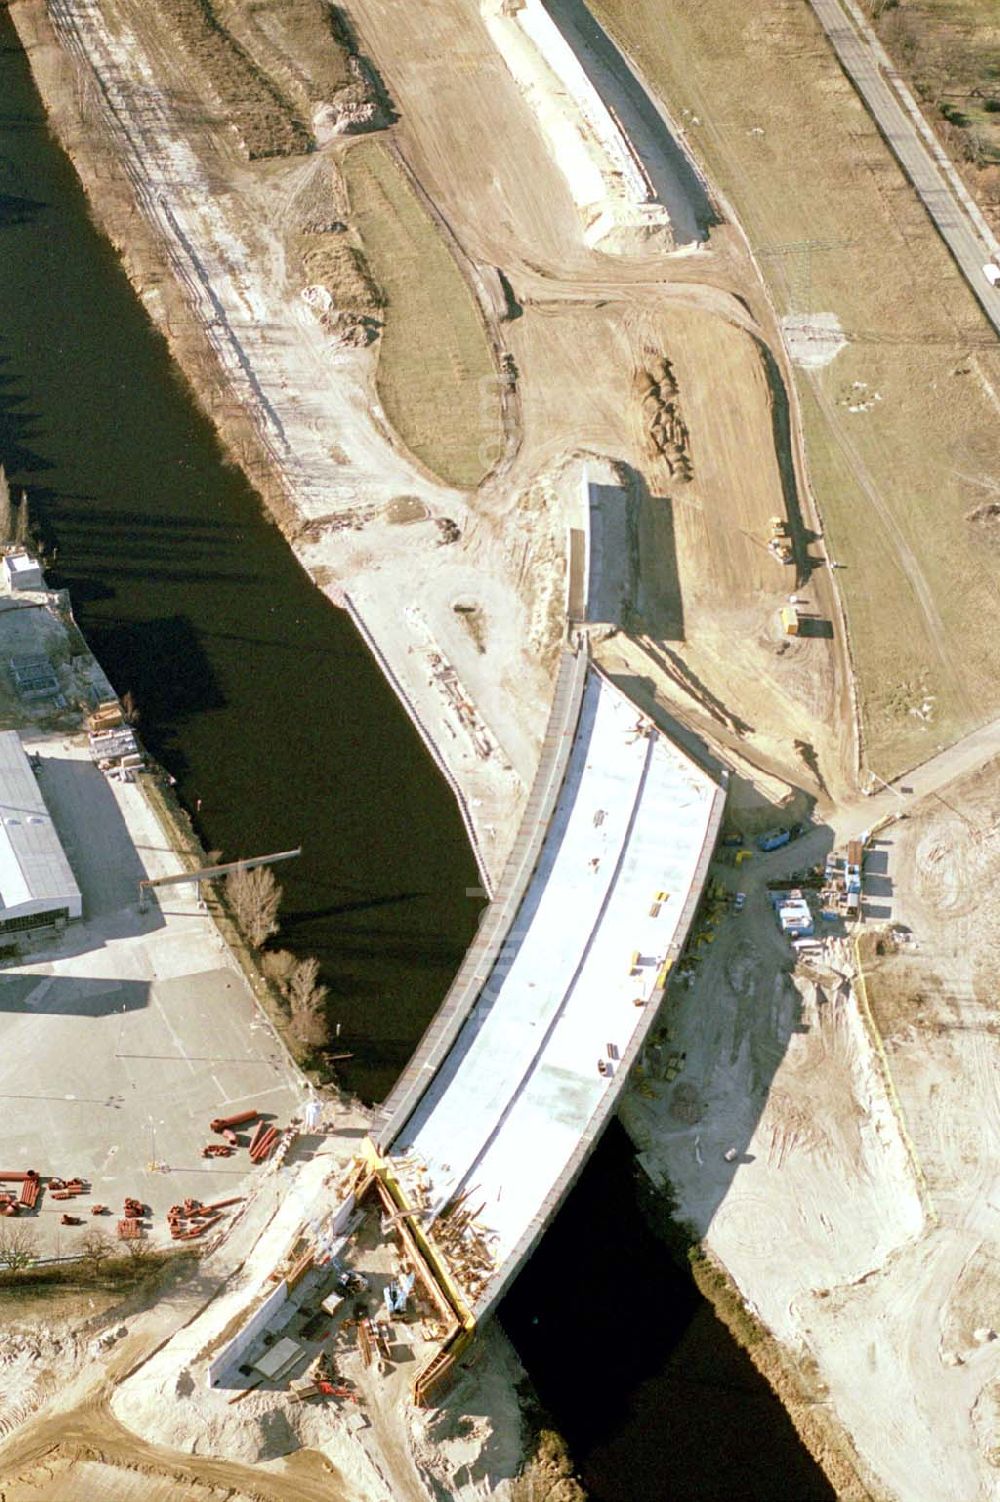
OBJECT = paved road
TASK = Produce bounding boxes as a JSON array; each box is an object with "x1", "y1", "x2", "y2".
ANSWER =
[
  {"x1": 742, "y1": 711, "x2": 1000, "y2": 907},
  {"x1": 810, "y1": 0, "x2": 1000, "y2": 336}
]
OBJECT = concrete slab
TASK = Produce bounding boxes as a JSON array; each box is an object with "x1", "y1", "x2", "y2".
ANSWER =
[
  {"x1": 389, "y1": 669, "x2": 721, "y2": 1280},
  {"x1": 0, "y1": 734, "x2": 306, "y2": 1253}
]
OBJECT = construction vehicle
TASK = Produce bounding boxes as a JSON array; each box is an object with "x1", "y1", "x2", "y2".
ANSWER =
[
  {"x1": 757, "y1": 827, "x2": 791, "y2": 853},
  {"x1": 767, "y1": 517, "x2": 794, "y2": 565}
]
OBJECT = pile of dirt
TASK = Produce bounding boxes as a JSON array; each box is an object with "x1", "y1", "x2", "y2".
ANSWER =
[
  {"x1": 222, "y1": 0, "x2": 379, "y2": 138},
  {"x1": 296, "y1": 230, "x2": 383, "y2": 345},
  {"x1": 154, "y1": 0, "x2": 311, "y2": 158},
  {"x1": 635, "y1": 357, "x2": 691, "y2": 480}
]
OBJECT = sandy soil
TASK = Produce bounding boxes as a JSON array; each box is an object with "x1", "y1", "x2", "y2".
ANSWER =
[{"x1": 622, "y1": 750, "x2": 1000, "y2": 1501}]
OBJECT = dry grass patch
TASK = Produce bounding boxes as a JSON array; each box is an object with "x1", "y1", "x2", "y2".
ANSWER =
[
  {"x1": 856, "y1": 931, "x2": 942, "y2": 1042},
  {"x1": 591, "y1": 0, "x2": 1000, "y2": 774},
  {"x1": 152, "y1": 0, "x2": 310, "y2": 157},
  {"x1": 343, "y1": 139, "x2": 501, "y2": 488},
  {"x1": 230, "y1": 0, "x2": 354, "y2": 99}
]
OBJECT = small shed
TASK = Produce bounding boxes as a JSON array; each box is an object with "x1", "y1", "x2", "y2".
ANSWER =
[
  {"x1": 3, "y1": 552, "x2": 44, "y2": 592},
  {"x1": 779, "y1": 606, "x2": 800, "y2": 637}
]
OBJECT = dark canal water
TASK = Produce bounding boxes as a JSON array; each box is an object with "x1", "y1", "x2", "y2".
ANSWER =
[{"x1": 0, "y1": 16, "x2": 833, "y2": 1498}]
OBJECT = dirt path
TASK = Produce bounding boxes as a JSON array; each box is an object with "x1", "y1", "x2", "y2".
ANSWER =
[{"x1": 0, "y1": 1388, "x2": 349, "y2": 1502}]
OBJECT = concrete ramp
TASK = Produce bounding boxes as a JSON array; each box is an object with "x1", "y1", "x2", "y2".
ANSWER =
[{"x1": 482, "y1": 0, "x2": 675, "y2": 254}]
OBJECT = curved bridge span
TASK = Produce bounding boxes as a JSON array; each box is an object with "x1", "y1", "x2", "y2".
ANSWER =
[{"x1": 361, "y1": 645, "x2": 725, "y2": 1399}]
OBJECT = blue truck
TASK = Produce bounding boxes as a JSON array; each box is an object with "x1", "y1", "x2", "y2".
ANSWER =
[{"x1": 756, "y1": 827, "x2": 791, "y2": 853}]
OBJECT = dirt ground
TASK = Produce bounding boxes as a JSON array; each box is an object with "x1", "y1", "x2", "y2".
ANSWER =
[
  {"x1": 11, "y1": 0, "x2": 859, "y2": 900},
  {"x1": 623, "y1": 750, "x2": 1000, "y2": 1501}
]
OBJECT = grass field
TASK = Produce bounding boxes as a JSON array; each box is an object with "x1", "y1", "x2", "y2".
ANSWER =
[
  {"x1": 591, "y1": 0, "x2": 1000, "y2": 774},
  {"x1": 230, "y1": 0, "x2": 354, "y2": 99},
  {"x1": 343, "y1": 138, "x2": 502, "y2": 489}
]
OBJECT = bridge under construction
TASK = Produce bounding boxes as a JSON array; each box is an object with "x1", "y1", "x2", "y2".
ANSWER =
[
  {"x1": 351, "y1": 645, "x2": 725, "y2": 1399},
  {"x1": 208, "y1": 644, "x2": 724, "y2": 1403}
]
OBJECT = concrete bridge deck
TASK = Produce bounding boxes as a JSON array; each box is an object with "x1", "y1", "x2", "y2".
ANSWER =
[{"x1": 378, "y1": 660, "x2": 725, "y2": 1317}]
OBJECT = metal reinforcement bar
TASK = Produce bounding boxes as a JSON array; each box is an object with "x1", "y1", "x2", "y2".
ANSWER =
[
  {"x1": 371, "y1": 641, "x2": 590, "y2": 1153},
  {"x1": 471, "y1": 768, "x2": 728, "y2": 1319}
]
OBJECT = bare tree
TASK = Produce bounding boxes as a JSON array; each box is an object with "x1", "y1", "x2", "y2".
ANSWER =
[
  {"x1": 226, "y1": 862, "x2": 282, "y2": 948},
  {"x1": 0, "y1": 1223, "x2": 37, "y2": 1272},
  {"x1": 80, "y1": 1227, "x2": 115, "y2": 1274},
  {"x1": 0, "y1": 467, "x2": 10, "y2": 544},
  {"x1": 262, "y1": 947, "x2": 297, "y2": 989},
  {"x1": 288, "y1": 955, "x2": 328, "y2": 1048},
  {"x1": 122, "y1": 1234, "x2": 152, "y2": 1264}
]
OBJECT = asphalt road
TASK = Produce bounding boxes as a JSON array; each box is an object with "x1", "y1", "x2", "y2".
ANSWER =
[{"x1": 810, "y1": 0, "x2": 1000, "y2": 336}]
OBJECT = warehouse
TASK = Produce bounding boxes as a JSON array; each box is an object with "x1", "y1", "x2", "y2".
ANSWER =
[{"x1": 0, "y1": 731, "x2": 81, "y2": 932}]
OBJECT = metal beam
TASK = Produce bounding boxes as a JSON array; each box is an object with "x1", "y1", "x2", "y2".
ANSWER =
[{"x1": 138, "y1": 848, "x2": 301, "y2": 909}]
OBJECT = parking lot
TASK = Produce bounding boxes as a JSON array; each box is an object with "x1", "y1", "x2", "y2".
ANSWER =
[{"x1": 0, "y1": 733, "x2": 306, "y2": 1253}]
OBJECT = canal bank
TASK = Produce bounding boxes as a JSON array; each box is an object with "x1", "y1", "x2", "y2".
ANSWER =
[{"x1": 0, "y1": 10, "x2": 835, "y2": 1497}]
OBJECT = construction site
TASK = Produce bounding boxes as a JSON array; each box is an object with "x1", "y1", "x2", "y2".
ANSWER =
[{"x1": 0, "y1": 0, "x2": 998, "y2": 1497}]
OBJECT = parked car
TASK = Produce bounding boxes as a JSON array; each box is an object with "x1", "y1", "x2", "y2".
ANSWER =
[{"x1": 756, "y1": 828, "x2": 791, "y2": 853}]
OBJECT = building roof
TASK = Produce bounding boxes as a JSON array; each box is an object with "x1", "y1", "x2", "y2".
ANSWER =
[
  {"x1": 0, "y1": 732, "x2": 80, "y2": 914},
  {"x1": 5, "y1": 552, "x2": 41, "y2": 579}
]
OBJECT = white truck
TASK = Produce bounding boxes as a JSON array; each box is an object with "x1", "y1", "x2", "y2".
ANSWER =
[{"x1": 984, "y1": 262, "x2": 1000, "y2": 288}]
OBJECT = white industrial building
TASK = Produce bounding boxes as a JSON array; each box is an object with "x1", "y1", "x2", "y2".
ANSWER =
[
  {"x1": 0, "y1": 732, "x2": 81, "y2": 933},
  {"x1": 2, "y1": 552, "x2": 45, "y2": 592}
]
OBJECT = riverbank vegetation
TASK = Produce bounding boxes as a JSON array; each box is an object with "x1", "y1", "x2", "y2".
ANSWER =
[
  {"x1": 0, "y1": 1242, "x2": 178, "y2": 1297},
  {"x1": 140, "y1": 772, "x2": 336, "y2": 1079},
  {"x1": 343, "y1": 138, "x2": 502, "y2": 489}
]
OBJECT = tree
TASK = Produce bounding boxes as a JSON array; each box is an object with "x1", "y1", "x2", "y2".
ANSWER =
[
  {"x1": 0, "y1": 467, "x2": 10, "y2": 544},
  {"x1": 121, "y1": 689, "x2": 140, "y2": 725},
  {"x1": 0, "y1": 1223, "x2": 37, "y2": 1271},
  {"x1": 226, "y1": 862, "x2": 282, "y2": 948},
  {"x1": 122, "y1": 1234, "x2": 152, "y2": 1265},
  {"x1": 79, "y1": 1227, "x2": 115, "y2": 1274},
  {"x1": 288, "y1": 955, "x2": 328, "y2": 1048}
]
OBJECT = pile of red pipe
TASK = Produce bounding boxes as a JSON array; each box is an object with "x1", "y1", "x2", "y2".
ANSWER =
[
  {"x1": 209, "y1": 1108, "x2": 259, "y2": 1134},
  {"x1": 248, "y1": 1122, "x2": 279, "y2": 1163}
]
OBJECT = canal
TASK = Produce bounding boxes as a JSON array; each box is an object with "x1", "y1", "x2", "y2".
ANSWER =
[{"x1": 0, "y1": 14, "x2": 833, "y2": 1498}]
